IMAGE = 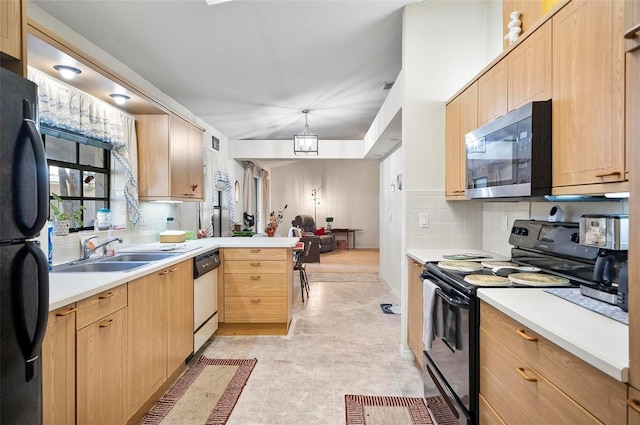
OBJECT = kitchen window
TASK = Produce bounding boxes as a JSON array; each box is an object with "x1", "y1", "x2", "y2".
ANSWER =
[{"x1": 43, "y1": 127, "x2": 111, "y2": 232}]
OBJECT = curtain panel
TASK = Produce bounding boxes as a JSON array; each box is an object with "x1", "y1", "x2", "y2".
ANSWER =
[{"x1": 27, "y1": 67, "x2": 140, "y2": 225}]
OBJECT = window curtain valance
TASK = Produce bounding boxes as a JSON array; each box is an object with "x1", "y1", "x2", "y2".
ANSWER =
[{"x1": 27, "y1": 67, "x2": 140, "y2": 225}]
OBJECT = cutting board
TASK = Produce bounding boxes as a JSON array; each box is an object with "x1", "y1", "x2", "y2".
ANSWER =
[{"x1": 508, "y1": 272, "x2": 570, "y2": 286}]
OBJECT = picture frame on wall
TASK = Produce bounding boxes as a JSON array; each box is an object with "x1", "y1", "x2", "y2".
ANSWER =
[{"x1": 212, "y1": 136, "x2": 219, "y2": 151}]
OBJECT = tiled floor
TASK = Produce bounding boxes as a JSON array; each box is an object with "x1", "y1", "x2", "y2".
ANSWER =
[{"x1": 201, "y1": 274, "x2": 424, "y2": 425}]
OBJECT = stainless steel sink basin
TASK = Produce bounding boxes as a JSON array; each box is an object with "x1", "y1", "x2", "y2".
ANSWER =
[
  {"x1": 52, "y1": 261, "x2": 148, "y2": 273},
  {"x1": 106, "y1": 253, "x2": 178, "y2": 262}
]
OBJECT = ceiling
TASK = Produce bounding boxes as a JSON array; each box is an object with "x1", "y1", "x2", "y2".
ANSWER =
[{"x1": 30, "y1": 0, "x2": 414, "y2": 147}]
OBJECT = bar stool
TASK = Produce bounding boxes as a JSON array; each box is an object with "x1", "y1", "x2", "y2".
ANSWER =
[{"x1": 294, "y1": 240, "x2": 311, "y2": 302}]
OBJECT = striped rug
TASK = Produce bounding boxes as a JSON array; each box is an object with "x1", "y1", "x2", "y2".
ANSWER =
[
  {"x1": 345, "y1": 394, "x2": 458, "y2": 425},
  {"x1": 139, "y1": 357, "x2": 256, "y2": 425}
]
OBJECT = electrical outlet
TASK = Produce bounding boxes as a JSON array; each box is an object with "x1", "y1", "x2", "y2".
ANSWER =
[{"x1": 419, "y1": 213, "x2": 429, "y2": 228}]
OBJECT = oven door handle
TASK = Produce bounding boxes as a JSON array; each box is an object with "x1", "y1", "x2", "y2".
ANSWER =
[{"x1": 435, "y1": 287, "x2": 470, "y2": 309}]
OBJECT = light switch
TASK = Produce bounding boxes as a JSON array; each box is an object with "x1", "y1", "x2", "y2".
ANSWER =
[{"x1": 419, "y1": 213, "x2": 429, "y2": 228}]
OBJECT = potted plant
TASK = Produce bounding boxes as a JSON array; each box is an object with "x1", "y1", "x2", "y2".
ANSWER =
[
  {"x1": 50, "y1": 193, "x2": 86, "y2": 236},
  {"x1": 325, "y1": 216, "x2": 333, "y2": 231}
]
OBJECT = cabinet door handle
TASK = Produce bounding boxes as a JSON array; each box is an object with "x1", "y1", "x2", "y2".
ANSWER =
[
  {"x1": 453, "y1": 190, "x2": 466, "y2": 194},
  {"x1": 250, "y1": 298, "x2": 261, "y2": 303},
  {"x1": 56, "y1": 307, "x2": 77, "y2": 317},
  {"x1": 595, "y1": 171, "x2": 622, "y2": 178},
  {"x1": 516, "y1": 329, "x2": 538, "y2": 342},
  {"x1": 159, "y1": 270, "x2": 171, "y2": 276},
  {"x1": 516, "y1": 367, "x2": 537, "y2": 382},
  {"x1": 628, "y1": 398, "x2": 640, "y2": 413},
  {"x1": 250, "y1": 275, "x2": 261, "y2": 280},
  {"x1": 168, "y1": 267, "x2": 178, "y2": 273},
  {"x1": 99, "y1": 319, "x2": 115, "y2": 328},
  {"x1": 250, "y1": 262, "x2": 261, "y2": 267},
  {"x1": 625, "y1": 23, "x2": 640, "y2": 39},
  {"x1": 191, "y1": 184, "x2": 198, "y2": 191},
  {"x1": 250, "y1": 249, "x2": 261, "y2": 253},
  {"x1": 99, "y1": 292, "x2": 115, "y2": 300}
]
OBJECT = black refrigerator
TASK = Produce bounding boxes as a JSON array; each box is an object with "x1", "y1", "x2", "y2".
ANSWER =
[{"x1": 0, "y1": 68, "x2": 50, "y2": 424}]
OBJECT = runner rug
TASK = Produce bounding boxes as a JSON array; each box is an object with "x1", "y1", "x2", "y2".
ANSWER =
[
  {"x1": 139, "y1": 357, "x2": 257, "y2": 425},
  {"x1": 345, "y1": 394, "x2": 458, "y2": 425}
]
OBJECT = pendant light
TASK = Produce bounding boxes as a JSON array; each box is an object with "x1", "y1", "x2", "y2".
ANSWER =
[{"x1": 293, "y1": 109, "x2": 318, "y2": 155}]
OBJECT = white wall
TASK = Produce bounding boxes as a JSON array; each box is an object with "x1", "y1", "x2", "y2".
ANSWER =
[
  {"x1": 379, "y1": 146, "x2": 404, "y2": 298},
  {"x1": 269, "y1": 160, "x2": 380, "y2": 248}
]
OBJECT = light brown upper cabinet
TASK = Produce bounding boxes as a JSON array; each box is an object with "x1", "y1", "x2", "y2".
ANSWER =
[
  {"x1": 0, "y1": 0, "x2": 25, "y2": 75},
  {"x1": 507, "y1": 20, "x2": 552, "y2": 110},
  {"x1": 445, "y1": 83, "x2": 477, "y2": 199},
  {"x1": 478, "y1": 61, "x2": 507, "y2": 126},
  {"x1": 136, "y1": 114, "x2": 204, "y2": 201},
  {"x1": 552, "y1": 0, "x2": 626, "y2": 189}
]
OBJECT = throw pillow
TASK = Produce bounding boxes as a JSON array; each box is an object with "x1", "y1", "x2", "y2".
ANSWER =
[{"x1": 314, "y1": 227, "x2": 325, "y2": 236}]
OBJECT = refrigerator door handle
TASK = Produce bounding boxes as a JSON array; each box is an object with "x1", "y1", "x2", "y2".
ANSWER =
[
  {"x1": 12, "y1": 243, "x2": 49, "y2": 382},
  {"x1": 17, "y1": 100, "x2": 49, "y2": 237}
]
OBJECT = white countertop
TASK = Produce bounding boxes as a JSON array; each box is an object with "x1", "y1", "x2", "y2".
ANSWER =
[
  {"x1": 49, "y1": 237, "x2": 299, "y2": 311},
  {"x1": 406, "y1": 248, "x2": 509, "y2": 264},
  {"x1": 478, "y1": 288, "x2": 629, "y2": 382}
]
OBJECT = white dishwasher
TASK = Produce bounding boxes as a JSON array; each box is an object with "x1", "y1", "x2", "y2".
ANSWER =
[{"x1": 193, "y1": 249, "x2": 220, "y2": 353}]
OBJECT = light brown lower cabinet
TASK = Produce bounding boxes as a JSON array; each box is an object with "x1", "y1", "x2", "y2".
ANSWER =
[
  {"x1": 165, "y1": 261, "x2": 194, "y2": 375},
  {"x1": 479, "y1": 393, "x2": 505, "y2": 425},
  {"x1": 480, "y1": 301, "x2": 627, "y2": 425},
  {"x1": 76, "y1": 307, "x2": 128, "y2": 425},
  {"x1": 630, "y1": 386, "x2": 640, "y2": 425},
  {"x1": 42, "y1": 304, "x2": 77, "y2": 425}
]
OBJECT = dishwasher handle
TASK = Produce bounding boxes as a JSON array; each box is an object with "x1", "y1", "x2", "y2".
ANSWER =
[{"x1": 193, "y1": 250, "x2": 220, "y2": 278}]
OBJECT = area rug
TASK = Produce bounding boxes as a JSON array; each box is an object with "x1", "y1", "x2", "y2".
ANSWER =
[
  {"x1": 345, "y1": 395, "x2": 459, "y2": 425},
  {"x1": 307, "y1": 272, "x2": 380, "y2": 282},
  {"x1": 139, "y1": 357, "x2": 257, "y2": 425}
]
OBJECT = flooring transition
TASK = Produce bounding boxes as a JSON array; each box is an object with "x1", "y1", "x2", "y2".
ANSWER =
[{"x1": 196, "y1": 249, "x2": 425, "y2": 424}]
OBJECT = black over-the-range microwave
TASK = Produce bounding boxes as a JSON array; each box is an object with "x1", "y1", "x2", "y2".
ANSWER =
[{"x1": 464, "y1": 100, "x2": 551, "y2": 199}]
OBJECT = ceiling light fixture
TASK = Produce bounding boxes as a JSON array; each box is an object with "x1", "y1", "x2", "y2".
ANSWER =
[
  {"x1": 293, "y1": 109, "x2": 318, "y2": 155},
  {"x1": 53, "y1": 64, "x2": 81, "y2": 80},
  {"x1": 109, "y1": 93, "x2": 131, "y2": 105}
]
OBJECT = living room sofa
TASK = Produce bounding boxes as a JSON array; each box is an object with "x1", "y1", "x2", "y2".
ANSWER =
[{"x1": 291, "y1": 215, "x2": 335, "y2": 256}]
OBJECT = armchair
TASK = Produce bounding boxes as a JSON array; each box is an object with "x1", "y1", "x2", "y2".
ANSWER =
[{"x1": 291, "y1": 215, "x2": 335, "y2": 261}]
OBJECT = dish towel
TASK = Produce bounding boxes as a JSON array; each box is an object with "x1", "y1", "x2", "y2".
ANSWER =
[{"x1": 422, "y1": 278, "x2": 438, "y2": 350}]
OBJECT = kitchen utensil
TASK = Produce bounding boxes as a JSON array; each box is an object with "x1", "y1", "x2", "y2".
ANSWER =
[
  {"x1": 492, "y1": 265, "x2": 541, "y2": 275},
  {"x1": 481, "y1": 261, "x2": 518, "y2": 269}
]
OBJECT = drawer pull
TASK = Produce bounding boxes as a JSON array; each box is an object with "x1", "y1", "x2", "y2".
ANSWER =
[
  {"x1": 56, "y1": 307, "x2": 77, "y2": 317},
  {"x1": 250, "y1": 298, "x2": 261, "y2": 303},
  {"x1": 159, "y1": 270, "x2": 171, "y2": 276},
  {"x1": 169, "y1": 267, "x2": 178, "y2": 273},
  {"x1": 595, "y1": 171, "x2": 622, "y2": 178},
  {"x1": 250, "y1": 249, "x2": 261, "y2": 253},
  {"x1": 250, "y1": 275, "x2": 261, "y2": 280},
  {"x1": 516, "y1": 329, "x2": 538, "y2": 342},
  {"x1": 628, "y1": 398, "x2": 640, "y2": 413},
  {"x1": 99, "y1": 319, "x2": 115, "y2": 328},
  {"x1": 625, "y1": 23, "x2": 640, "y2": 39},
  {"x1": 453, "y1": 190, "x2": 466, "y2": 193},
  {"x1": 250, "y1": 262, "x2": 261, "y2": 267},
  {"x1": 516, "y1": 367, "x2": 537, "y2": 382},
  {"x1": 99, "y1": 292, "x2": 115, "y2": 300}
]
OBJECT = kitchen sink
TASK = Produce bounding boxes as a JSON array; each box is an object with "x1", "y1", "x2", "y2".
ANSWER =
[
  {"x1": 106, "y1": 253, "x2": 178, "y2": 262},
  {"x1": 52, "y1": 261, "x2": 149, "y2": 273}
]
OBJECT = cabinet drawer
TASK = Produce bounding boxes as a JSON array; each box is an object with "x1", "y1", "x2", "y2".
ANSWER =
[
  {"x1": 480, "y1": 329, "x2": 601, "y2": 424},
  {"x1": 76, "y1": 284, "x2": 128, "y2": 330},
  {"x1": 630, "y1": 386, "x2": 640, "y2": 425},
  {"x1": 224, "y1": 297, "x2": 286, "y2": 323},
  {"x1": 224, "y1": 274, "x2": 286, "y2": 297},
  {"x1": 479, "y1": 394, "x2": 505, "y2": 425},
  {"x1": 224, "y1": 260, "x2": 286, "y2": 274},
  {"x1": 480, "y1": 302, "x2": 625, "y2": 424},
  {"x1": 223, "y1": 248, "x2": 287, "y2": 261}
]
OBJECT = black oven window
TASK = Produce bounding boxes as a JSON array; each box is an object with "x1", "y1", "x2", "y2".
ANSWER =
[{"x1": 42, "y1": 127, "x2": 111, "y2": 232}]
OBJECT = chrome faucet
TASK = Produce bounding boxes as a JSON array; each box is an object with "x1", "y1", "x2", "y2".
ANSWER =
[{"x1": 82, "y1": 237, "x2": 123, "y2": 260}]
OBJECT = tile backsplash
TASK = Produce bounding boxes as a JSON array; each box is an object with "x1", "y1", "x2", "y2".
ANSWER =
[{"x1": 482, "y1": 202, "x2": 530, "y2": 256}]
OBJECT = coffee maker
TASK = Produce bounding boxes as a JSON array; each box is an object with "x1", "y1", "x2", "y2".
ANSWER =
[{"x1": 578, "y1": 214, "x2": 629, "y2": 310}]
